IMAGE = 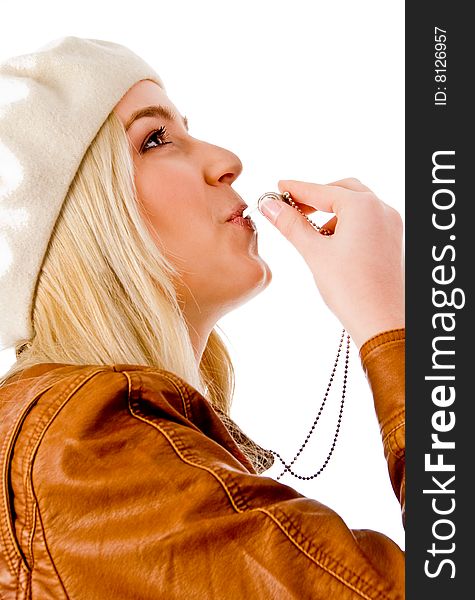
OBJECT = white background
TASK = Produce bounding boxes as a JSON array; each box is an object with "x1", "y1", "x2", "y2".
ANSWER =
[{"x1": 0, "y1": 1, "x2": 405, "y2": 549}]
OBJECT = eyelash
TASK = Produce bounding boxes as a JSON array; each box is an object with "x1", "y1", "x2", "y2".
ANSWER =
[{"x1": 141, "y1": 125, "x2": 171, "y2": 153}]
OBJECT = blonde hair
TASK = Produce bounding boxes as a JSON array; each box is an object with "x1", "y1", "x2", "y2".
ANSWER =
[{"x1": 0, "y1": 109, "x2": 273, "y2": 474}]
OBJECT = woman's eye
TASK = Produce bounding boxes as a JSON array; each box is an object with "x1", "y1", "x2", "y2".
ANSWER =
[{"x1": 141, "y1": 125, "x2": 171, "y2": 152}]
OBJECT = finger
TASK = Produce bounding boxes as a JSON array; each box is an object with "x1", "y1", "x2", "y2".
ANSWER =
[
  {"x1": 325, "y1": 177, "x2": 373, "y2": 193},
  {"x1": 286, "y1": 202, "x2": 319, "y2": 217},
  {"x1": 258, "y1": 194, "x2": 328, "y2": 258},
  {"x1": 272, "y1": 188, "x2": 320, "y2": 217},
  {"x1": 278, "y1": 179, "x2": 353, "y2": 214}
]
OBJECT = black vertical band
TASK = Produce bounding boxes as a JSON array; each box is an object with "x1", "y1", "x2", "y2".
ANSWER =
[{"x1": 406, "y1": 4, "x2": 472, "y2": 596}]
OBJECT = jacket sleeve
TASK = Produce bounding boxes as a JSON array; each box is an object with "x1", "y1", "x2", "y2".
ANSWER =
[
  {"x1": 358, "y1": 328, "x2": 405, "y2": 528},
  {"x1": 31, "y1": 328, "x2": 405, "y2": 600}
]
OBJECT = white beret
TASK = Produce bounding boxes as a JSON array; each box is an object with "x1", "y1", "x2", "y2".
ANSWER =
[{"x1": 0, "y1": 36, "x2": 165, "y2": 351}]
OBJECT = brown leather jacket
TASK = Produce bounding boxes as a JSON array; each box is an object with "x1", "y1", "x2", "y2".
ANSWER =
[{"x1": 0, "y1": 328, "x2": 405, "y2": 599}]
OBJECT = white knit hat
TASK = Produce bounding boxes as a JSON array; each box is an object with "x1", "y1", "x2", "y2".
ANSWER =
[{"x1": 0, "y1": 36, "x2": 165, "y2": 352}]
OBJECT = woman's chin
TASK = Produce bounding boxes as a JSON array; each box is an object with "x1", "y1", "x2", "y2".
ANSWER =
[
  {"x1": 261, "y1": 259, "x2": 272, "y2": 287},
  {"x1": 246, "y1": 256, "x2": 272, "y2": 295},
  {"x1": 219, "y1": 255, "x2": 272, "y2": 307},
  {"x1": 215, "y1": 260, "x2": 272, "y2": 317}
]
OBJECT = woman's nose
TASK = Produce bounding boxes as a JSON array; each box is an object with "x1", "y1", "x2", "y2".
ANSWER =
[{"x1": 201, "y1": 141, "x2": 243, "y2": 186}]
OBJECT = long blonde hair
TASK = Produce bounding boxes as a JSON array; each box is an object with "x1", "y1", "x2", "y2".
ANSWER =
[{"x1": 0, "y1": 109, "x2": 273, "y2": 473}]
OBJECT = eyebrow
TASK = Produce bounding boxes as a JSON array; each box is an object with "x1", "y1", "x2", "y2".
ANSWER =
[{"x1": 125, "y1": 104, "x2": 189, "y2": 132}]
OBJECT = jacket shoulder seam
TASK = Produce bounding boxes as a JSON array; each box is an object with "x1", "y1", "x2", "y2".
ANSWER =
[
  {"x1": 127, "y1": 397, "x2": 394, "y2": 600},
  {"x1": 140, "y1": 369, "x2": 194, "y2": 420}
]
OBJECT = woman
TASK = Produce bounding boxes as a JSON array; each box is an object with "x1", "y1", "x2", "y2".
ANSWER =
[{"x1": 0, "y1": 37, "x2": 405, "y2": 598}]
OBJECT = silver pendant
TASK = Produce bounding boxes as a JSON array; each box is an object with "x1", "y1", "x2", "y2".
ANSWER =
[{"x1": 243, "y1": 191, "x2": 333, "y2": 235}]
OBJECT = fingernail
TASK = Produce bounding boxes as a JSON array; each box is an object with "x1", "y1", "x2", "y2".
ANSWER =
[{"x1": 259, "y1": 197, "x2": 283, "y2": 222}]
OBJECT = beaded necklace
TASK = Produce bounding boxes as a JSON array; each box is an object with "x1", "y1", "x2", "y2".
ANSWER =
[{"x1": 248, "y1": 191, "x2": 351, "y2": 482}]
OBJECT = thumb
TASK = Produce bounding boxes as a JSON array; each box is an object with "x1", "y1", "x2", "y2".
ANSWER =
[{"x1": 258, "y1": 193, "x2": 325, "y2": 259}]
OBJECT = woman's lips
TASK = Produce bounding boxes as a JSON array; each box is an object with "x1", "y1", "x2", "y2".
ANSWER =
[{"x1": 227, "y1": 215, "x2": 256, "y2": 230}]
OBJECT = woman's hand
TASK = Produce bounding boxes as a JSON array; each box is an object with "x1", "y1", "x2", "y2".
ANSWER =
[{"x1": 259, "y1": 178, "x2": 405, "y2": 350}]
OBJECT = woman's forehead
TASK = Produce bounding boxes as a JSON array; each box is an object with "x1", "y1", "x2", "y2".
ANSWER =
[{"x1": 113, "y1": 79, "x2": 172, "y2": 124}]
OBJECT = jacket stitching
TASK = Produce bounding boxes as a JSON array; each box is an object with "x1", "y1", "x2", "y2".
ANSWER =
[
  {"x1": 379, "y1": 408, "x2": 405, "y2": 436},
  {"x1": 127, "y1": 374, "x2": 398, "y2": 599},
  {"x1": 0, "y1": 382, "x2": 57, "y2": 574},
  {"x1": 27, "y1": 504, "x2": 37, "y2": 571},
  {"x1": 393, "y1": 432, "x2": 403, "y2": 454},
  {"x1": 27, "y1": 369, "x2": 108, "y2": 596},
  {"x1": 165, "y1": 375, "x2": 193, "y2": 419},
  {"x1": 361, "y1": 339, "x2": 404, "y2": 371},
  {"x1": 15, "y1": 557, "x2": 21, "y2": 600},
  {"x1": 129, "y1": 368, "x2": 262, "y2": 474},
  {"x1": 130, "y1": 370, "x2": 261, "y2": 474},
  {"x1": 155, "y1": 370, "x2": 193, "y2": 419},
  {"x1": 359, "y1": 330, "x2": 405, "y2": 363},
  {"x1": 381, "y1": 412, "x2": 405, "y2": 441},
  {"x1": 1, "y1": 422, "x2": 26, "y2": 574},
  {"x1": 360, "y1": 328, "x2": 405, "y2": 352},
  {"x1": 260, "y1": 507, "x2": 393, "y2": 600},
  {"x1": 387, "y1": 435, "x2": 404, "y2": 462},
  {"x1": 33, "y1": 493, "x2": 70, "y2": 599},
  {"x1": 127, "y1": 368, "x2": 193, "y2": 419},
  {"x1": 211, "y1": 461, "x2": 395, "y2": 599},
  {"x1": 18, "y1": 387, "x2": 66, "y2": 571},
  {"x1": 151, "y1": 370, "x2": 194, "y2": 420},
  {"x1": 384, "y1": 422, "x2": 405, "y2": 459},
  {"x1": 2, "y1": 368, "x2": 107, "y2": 585},
  {"x1": 144, "y1": 398, "x2": 391, "y2": 596},
  {"x1": 1, "y1": 375, "x2": 71, "y2": 573},
  {"x1": 128, "y1": 397, "x2": 394, "y2": 600},
  {"x1": 389, "y1": 424, "x2": 404, "y2": 455},
  {"x1": 133, "y1": 406, "x2": 392, "y2": 600},
  {"x1": 361, "y1": 337, "x2": 404, "y2": 363},
  {"x1": 7, "y1": 374, "x2": 84, "y2": 572}
]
